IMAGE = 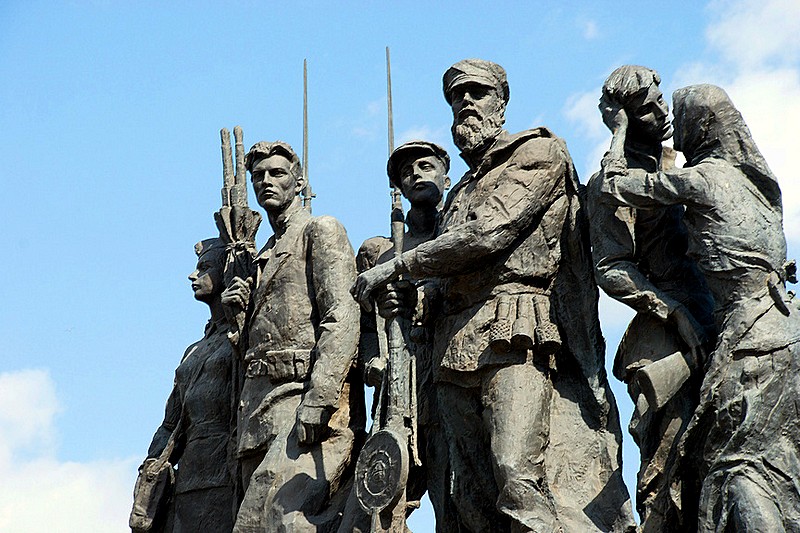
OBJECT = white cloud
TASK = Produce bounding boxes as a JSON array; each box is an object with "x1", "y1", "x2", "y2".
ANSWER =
[
  {"x1": 582, "y1": 19, "x2": 600, "y2": 41},
  {"x1": 0, "y1": 370, "x2": 60, "y2": 460},
  {"x1": 563, "y1": 89, "x2": 605, "y2": 140},
  {"x1": 705, "y1": 0, "x2": 800, "y2": 69},
  {"x1": 563, "y1": 87, "x2": 611, "y2": 180},
  {"x1": 675, "y1": 0, "x2": 800, "y2": 244},
  {"x1": 0, "y1": 370, "x2": 136, "y2": 533},
  {"x1": 396, "y1": 125, "x2": 451, "y2": 148}
]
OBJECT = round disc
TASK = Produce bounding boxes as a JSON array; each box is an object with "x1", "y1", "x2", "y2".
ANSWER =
[{"x1": 355, "y1": 429, "x2": 409, "y2": 513}]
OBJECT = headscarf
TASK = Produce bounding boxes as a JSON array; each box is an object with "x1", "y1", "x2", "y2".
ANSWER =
[{"x1": 673, "y1": 84, "x2": 782, "y2": 212}]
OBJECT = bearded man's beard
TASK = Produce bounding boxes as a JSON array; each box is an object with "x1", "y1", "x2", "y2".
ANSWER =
[{"x1": 452, "y1": 111, "x2": 504, "y2": 154}]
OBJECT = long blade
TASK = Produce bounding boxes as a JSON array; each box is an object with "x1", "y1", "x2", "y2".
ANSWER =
[
  {"x1": 387, "y1": 47, "x2": 403, "y2": 257},
  {"x1": 303, "y1": 59, "x2": 309, "y2": 183},
  {"x1": 386, "y1": 47, "x2": 394, "y2": 155},
  {"x1": 302, "y1": 59, "x2": 314, "y2": 211}
]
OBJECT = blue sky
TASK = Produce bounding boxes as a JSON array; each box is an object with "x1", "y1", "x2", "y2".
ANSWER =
[{"x1": 1, "y1": 1, "x2": 798, "y2": 530}]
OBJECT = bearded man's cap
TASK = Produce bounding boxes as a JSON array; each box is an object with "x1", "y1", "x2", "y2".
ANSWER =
[{"x1": 443, "y1": 59, "x2": 509, "y2": 105}]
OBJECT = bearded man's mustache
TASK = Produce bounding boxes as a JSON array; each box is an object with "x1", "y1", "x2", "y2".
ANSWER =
[{"x1": 457, "y1": 108, "x2": 482, "y2": 121}]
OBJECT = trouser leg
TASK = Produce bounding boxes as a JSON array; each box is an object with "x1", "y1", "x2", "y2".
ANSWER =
[
  {"x1": 438, "y1": 382, "x2": 506, "y2": 533},
  {"x1": 483, "y1": 363, "x2": 555, "y2": 533},
  {"x1": 425, "y1": 420, "x2": 461, "y2": 533},
  {"x1": 235, "y1": 394, "x2": 356, "y2": 533}
]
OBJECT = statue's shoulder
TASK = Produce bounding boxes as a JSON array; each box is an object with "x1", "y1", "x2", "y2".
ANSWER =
[
  {"x1": 305, "y1": 214, "x2": 348, "y2": 240},
  {"x1": 510, "y1": 127, "x2": 567, "y2": 166},
  {"x1": 357, "y1": 236, "x2": 392, "y2": 272},
  {"x1": 585, "y1": 169, "x2": 603, "y2": 194},
  {"x1": 305, "y1": 215, "x2": 355, "y2": 259}
]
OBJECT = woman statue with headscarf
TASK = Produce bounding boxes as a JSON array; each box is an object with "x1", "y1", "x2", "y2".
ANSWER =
[{"x1": 599, "y1": 84, "x2": 800, "y2": 532}]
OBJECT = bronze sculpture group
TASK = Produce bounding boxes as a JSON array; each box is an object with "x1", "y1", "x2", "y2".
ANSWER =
[{"x1": 131, "y1": 59, "x2": 800, "y2": 533}]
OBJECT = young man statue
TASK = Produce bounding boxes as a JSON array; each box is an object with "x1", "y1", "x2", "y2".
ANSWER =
[
  {"x1": 586, "y1": 65, "x2": 716, "y2": 532},
  {"x1": 222, "y1": 141, "x2": 364, "y2": 533},
  {"x1": 342, "y1": 141, "x2": 457, "y2": 532}
]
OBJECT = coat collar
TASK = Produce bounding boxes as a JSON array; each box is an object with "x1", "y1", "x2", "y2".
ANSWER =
[{"x1": 255, "y1": 206, "x2": 311, "y2": 263}]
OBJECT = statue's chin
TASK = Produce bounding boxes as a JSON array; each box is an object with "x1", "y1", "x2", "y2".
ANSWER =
[{"x1": 453, "y1": 116, "x2": 502, "y2": 154}]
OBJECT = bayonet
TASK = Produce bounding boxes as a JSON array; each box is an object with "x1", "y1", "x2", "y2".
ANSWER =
[{"x1": 302, "y1": 59, "x2": 315, "y2": 211}]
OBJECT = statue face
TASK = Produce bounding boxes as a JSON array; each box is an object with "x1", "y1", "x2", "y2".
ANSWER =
[
  {"x1": 450, "y1": 82, "x2": 505, "y2": 153},
  {"x1": 671, "y1": 89, "x2": 706, "y2": 162},
  {"x1": 188, "y1": 252, "x2": 223, "y2": 303},
  {"x1": 250, "y1": 154, "x2": 303, "y2": 212},
  {"x1": 626, "y1": 83, "x2": 672, "y2": 143},
  {"x1": 398, "y1": 155, "x2": 450, "y2": 207}
]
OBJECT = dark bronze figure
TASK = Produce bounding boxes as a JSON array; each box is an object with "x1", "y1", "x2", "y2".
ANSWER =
[
  {"x1": 354, "y1": 59, "x2": 635, "y2": 533},
  {"x1": 586, "y1": 65, "x2": 716, "y2": 532},
  {"x1": 223, "y1": 141, "x2": 364, "y2": 532},
  {"x1": 600, "y1": 83, "x2": 800, "y2": 532}
]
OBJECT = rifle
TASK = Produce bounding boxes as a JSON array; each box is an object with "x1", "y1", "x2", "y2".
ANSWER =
[{"x1": 355, "y1": 47, "x2": 419, "y2": 533}]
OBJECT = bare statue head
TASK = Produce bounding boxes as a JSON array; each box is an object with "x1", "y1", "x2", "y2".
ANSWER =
[
  {"x1": 245, "y1": 141, "x2": 305, "y2": 213},
  {"x1": 600, "y1": 65, "x2": 672, "y2": 143}
]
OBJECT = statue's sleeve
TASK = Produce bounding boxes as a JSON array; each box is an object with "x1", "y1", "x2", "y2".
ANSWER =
[
  {"x1": 146, "y1": 378, "x2": 181, "y2": 459},
  {"x1": 356, "y1": 237, "x2": 392, "y2": 380},
  {"x1": 601, "y1": 165, "x2": 713, "y2": 210},
  {"x1": 587, "y1": 175, "x2": 681, "y2": 320},
  {"x1": 402, "y1": 136, "x2": 566, "y2": 278},
  {"x1": 303, "y1": 216, "x2": 360, "y2": 411}
]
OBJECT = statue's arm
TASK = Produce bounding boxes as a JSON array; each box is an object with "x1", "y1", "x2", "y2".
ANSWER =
[
  {"x1": 601, "y1": 166, "x2": 712, "y2": 210},
  {"x1": 401, "y1": 136, "x2": 567, "y2": 279},
  {"x1": 587, "y1": 180, "x2": 681, "y2": 320},
  {"x1": 355, "y1": 237, "x2": 391, "y2": 384},
  {"x1": 145, "y1": 378, "x2": 181, "y2": 460},
  {"x1": 303, "y1": 216, "x2": 360, "y2": 412}
]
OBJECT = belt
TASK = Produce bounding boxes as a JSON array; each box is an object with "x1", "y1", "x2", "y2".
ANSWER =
[{"x1": 244, "y1": 347, "x2": 314, "y2": 383}]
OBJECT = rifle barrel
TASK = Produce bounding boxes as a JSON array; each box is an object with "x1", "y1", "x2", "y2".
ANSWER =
[{"x1": 386, "y1": 47, "x2": 402, "y2": 256}]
